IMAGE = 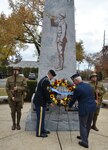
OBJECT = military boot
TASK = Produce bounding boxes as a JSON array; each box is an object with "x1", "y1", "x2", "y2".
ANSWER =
[
  {"x1": 12, "y1": 124, "x2": 16, "y2": 130},
  {"x1": 11, "y1": 112, "x2": 16, "y2": 130},
  {"x1": 91, "y1": 126, "x2": 99, "y2": 131},
  {"x1": 17, "y1": 112, "x2": 21, "y2": 130},
  {"x1": 17, "y1": 124, "x2": 21, "y2": 130},
  {"x1": 91, "y1": 115, "x2": 99, "y2": 131}
]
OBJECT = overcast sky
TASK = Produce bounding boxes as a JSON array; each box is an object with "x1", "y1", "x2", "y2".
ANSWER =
[
  {"x1": 0, "y1": 0, "x2": 108, "y2": 62},
  {"x1": 75, "y1": 0, "x2": 108, "y2": 53}
]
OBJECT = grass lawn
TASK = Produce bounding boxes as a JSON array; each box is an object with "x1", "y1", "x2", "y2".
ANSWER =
[
  {"x1": 0, "y1": 88, "x2": 7, "y2": 96},
  {"x1": 103, "y1": 91, "x2": 108, "y2": 99}
]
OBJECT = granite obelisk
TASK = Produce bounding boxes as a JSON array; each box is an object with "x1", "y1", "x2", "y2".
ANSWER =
[
  {"x1": 38, "y1": 0, "x2": 76, "y2": 80},
  {"x1": 25, "y1": 0, "x2": 78, "y2": 131}
]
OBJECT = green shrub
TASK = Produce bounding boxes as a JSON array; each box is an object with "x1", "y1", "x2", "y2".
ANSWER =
[
  {"x1": 0, "y1": 88, "x2": 7, "y2": 96},
  {"x1": 22, "y1": 67, "x2": 31, "y2": 78},
  {"x1": 25, "y1": 80, "x2": 37, "y2": 102},
  {"x1": 22, "y1": 67, "x2": 38, "y2": 78}
]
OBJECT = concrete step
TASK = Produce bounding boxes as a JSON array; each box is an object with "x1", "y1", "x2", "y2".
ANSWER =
[{"x1": 0, "y1": 96, "x2": 8, "y2": 102}]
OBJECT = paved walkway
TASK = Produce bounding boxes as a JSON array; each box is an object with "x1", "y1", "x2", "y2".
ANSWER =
[{"x1": 0, "y1": 103, "x2": 108, "y2": 150}]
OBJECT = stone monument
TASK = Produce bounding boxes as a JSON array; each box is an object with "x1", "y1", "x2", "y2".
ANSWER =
[
  {"x1": 25, "y1": 0, "x2": 79, "y2": 131},
  {"x1": 38, "y1": 0, "x2": 76, "y2": 80}
]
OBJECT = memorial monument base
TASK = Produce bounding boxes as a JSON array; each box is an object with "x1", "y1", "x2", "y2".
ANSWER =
[{"x1": 25, "y1": 105, "x2": 79, "y2": 131}]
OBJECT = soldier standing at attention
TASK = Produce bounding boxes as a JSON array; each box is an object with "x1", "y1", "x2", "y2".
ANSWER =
[
  {"x1": 6, "y1": 67, "x2": 27, "y2": 130},
  {"x1": 89, "y1": 73, "x2": 106, "y2": 131}
]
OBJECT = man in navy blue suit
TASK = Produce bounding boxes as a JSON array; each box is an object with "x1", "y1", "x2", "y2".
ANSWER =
[{"x1": 69, "y1": 74, "x2": 96, "y2": 148}]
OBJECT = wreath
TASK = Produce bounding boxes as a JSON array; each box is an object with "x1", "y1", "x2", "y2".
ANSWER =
[{"x1": 49, "y1": 79, "x2": 76, "y2": 107}]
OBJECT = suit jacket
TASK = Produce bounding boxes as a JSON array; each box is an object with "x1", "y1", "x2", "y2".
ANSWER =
[
  {"x1": 69, "y1": 82, "x2": 96, "y2": 116},
  {"x1": 33, "y1": 76, "x2": 52, "y2": 107}
]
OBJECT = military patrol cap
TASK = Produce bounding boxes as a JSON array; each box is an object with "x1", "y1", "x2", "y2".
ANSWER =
[
  {"x1": 90, "y1": 73, "x2": 97, "y2": 79},
  {"x1": 70, "y1": 73, "x2": 80, "y2": 80},
  {"x1": 49, "y1": 70, "x2": 56, "y2": 77}
]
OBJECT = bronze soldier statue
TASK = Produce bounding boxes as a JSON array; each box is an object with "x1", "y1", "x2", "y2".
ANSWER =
[
  {"x1": 89, "y1": 73, "x2": 105, "y2": 131},
  {"x1": 6, "y1": 67, "x2": 27, "y2": 130}
]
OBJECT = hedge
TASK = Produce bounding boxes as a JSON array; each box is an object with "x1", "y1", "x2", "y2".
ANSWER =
[
  {"x1": 25, "y1": 80, "x2": 37, "y2": 102},
  {"x1": 0, "y1": 66, "x2": 38, "y2": 78}
]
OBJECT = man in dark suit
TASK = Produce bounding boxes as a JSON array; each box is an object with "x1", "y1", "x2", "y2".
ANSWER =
[
  {"x1": 69, "y1": 74, "x2": 96, "y2": 148},
  {"x1": 33, "y1": 70, "x2": 56, "y2": 138}
]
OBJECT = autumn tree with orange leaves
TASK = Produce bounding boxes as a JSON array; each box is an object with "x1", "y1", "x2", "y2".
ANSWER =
[{"x1": 0, "y1": 0, "x2": 85, "y2": 65}]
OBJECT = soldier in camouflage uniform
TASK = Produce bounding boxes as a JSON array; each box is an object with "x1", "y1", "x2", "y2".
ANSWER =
[
  {"x1": 6, "y1": 67, "x2": 27, "y2": 130},
  {"x1": 89, "y1": 73, "x2": 105, "y2": 131}
]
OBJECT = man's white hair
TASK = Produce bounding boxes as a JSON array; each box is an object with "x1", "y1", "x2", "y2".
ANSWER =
[{"x1": 74, "y1": 76, "x2": 82, "y2": 82}]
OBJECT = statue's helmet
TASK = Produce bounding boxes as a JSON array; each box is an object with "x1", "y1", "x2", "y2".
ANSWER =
[{"x1": 59, "y1": 12, "x2": 66, "y2": 18}]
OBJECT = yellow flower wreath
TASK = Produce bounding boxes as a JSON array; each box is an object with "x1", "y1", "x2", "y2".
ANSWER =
[{"x1": 49, "y1": 79, "x2": 76, "y2": 106}]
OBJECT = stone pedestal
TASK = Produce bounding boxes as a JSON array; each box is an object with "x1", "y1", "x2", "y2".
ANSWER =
[
  {"x1": 25, "y1": 104, "x2": 79, "y2": 131},
  {"x1": 25, "y1": 94, "x2": 36, "y2": 131}
]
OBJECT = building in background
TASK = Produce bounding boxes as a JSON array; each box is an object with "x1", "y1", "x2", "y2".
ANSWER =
[{"x1": 9, "y1": 61, "x2": 39, "y2": 68}]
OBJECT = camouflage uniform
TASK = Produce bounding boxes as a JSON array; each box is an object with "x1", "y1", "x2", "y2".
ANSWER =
[
  {"x1": 6, "y1": 68, "x2": 27, "y2": 130},
  {"x1": 89, "y1": 73, "x2": 105, "y2": 131}
]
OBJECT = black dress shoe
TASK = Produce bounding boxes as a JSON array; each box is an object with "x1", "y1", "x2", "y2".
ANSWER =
[
  {"x1": 36, "y1": 133, "x2": 48, "y2": 138},
  {"x1": 79, "y1": 141, "x2": 88, "y2": 148},
  {"x1": 43, "y1": 130, "x2": 50, "y2": 134},
  {"x1": 77, "y1": 136, "x2": 81, "y2": 139}
]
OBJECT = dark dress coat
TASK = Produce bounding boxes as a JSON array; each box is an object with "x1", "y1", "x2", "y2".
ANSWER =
[
  {"x1": 69, "y1": 82, "x2": 96, "y2": 116},
  {"x1": 33, "y1": 76, "x2": 52, "y2": 107}
]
